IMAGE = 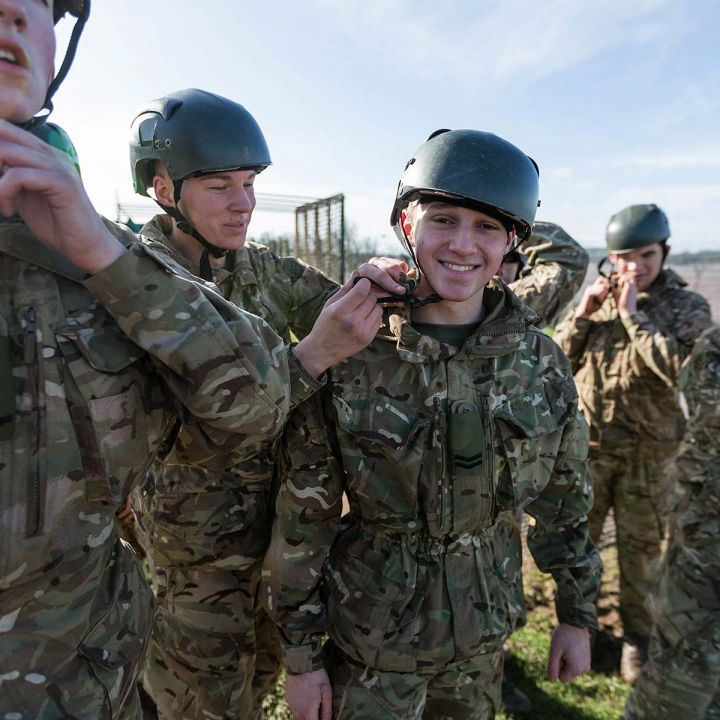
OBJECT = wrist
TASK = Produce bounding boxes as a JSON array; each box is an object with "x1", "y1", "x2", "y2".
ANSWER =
[
  {"x1": 294, "y1": 338, "x2": 329, "y2": 379},
  {"x1": 74, "y1": 226, "x2": 127, "y2": 275}
]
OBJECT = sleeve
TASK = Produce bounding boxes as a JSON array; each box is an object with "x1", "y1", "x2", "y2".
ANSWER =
[
  {"x1": 553, "y1": 313, "x2": 598, "y2": 374},
  {"x1": 84, "y1": 241, "x2": 291, "y2": 462},
  {"x1": 273, "y1": 254, "x2": 339, "y2": 340},
  {"x1": 511, "y1": 222, "x2": 589, "y2": 327},
  {"x1": 261, "y1": 387, "x2": 345, "y2": 674},
  {"x1": 621, "y1": 293, "x2": 712, "y2": 386},
  {"x1": 525, "y1": 409, "x2": 602, "y2": 629}
]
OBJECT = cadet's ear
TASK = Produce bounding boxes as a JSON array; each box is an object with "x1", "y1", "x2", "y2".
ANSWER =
[
  {"x1": 401, "y1": 209, "x2": 415, "y2": 247},
  {"x1": 152, "y1": 173, "x2": 176, "y2": 209}
]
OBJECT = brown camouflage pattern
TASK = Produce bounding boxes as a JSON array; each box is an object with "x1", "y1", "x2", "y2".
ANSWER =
[
  {"x1": 132, "y1": 215, "x2": 337, "y2": 719},
  {"x1": 554, "y1": 267, "x2": 712, "y2": 641},
  {"x1": 263, "y1": 281, "x2": 600, "y2": 687},
  {"x1": 0, "y1": 219, "x2": 292, "y2": 719},
  {"x1": 624, "y1": 325, "x2": 720, "y2": 719},
  {"x1": 511, "y1": 221, "x2": 589, "y2": 328}
]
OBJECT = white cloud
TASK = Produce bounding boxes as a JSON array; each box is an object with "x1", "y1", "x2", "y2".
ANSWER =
[
  {"x1": 312, "y1": 0, "x2": 682, "y2": 88},
  {"x1": 607, "y1": 146, "x2": 720, "y2": 170}
]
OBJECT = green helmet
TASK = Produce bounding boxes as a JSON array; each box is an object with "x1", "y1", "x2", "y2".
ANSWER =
[
  {"x1": 129, "y1": 88, "x2": 271, "y2": 197},
  {"x1": 31, "y1": 122, "x2": 81, "y2": 177},
  {"x1": 390, "y1": 129, "x2": 540, "y2": 241},
  {"x1": 606, "y1": 204, "x2": 670, "y2": 253}
]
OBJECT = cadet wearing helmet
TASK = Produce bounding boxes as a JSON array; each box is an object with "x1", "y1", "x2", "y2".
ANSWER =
[
  {"x1": 263, "y1": 129, "x2": 601, "y2": 719},
  {"x1": 555, "y1": 204, "x2": 712, "y2": 684},
  {"x1": 624, "y1": 324, "x2": 720, "y2": 720},
  {"x1": 0, "y1": 2, "x2": 337, "y2": 717},
  {"x1": 127, "y1": 88, "x2": 403, "y2": 720}
]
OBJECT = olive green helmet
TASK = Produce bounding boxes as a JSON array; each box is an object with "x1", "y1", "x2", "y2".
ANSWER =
[
  {"x1": 606, "y1": 204, "x2": 670, "y2": 253},
  {"x1": 129, "y1": 88, "x2": 271, "y2": 196},
  {"x1": 390, "y1": 129, "x2": 540, "y2": 241}
]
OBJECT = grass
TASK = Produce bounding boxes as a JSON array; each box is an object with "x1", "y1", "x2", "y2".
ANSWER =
[{"x1": 265, "y1": 534, "x2": 630, "y2": 719}]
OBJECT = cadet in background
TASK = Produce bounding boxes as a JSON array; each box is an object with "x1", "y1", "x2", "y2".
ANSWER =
[
  {"x1": 127, "y1": 88, "x2": 405, "y2": 719},
  {"x1": 554, "y1": 204, "x2": 712, "y2": 684},
  {"x1": 623, "y1": 324, "x2": 720, "y2": 719},
  {"x1": 264, "y1": 129, "x2": 601, "y2": 719}
]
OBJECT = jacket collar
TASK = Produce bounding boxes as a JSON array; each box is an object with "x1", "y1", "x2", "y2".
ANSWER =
[{"x1": 383, "y1": 280, "x2": 539, "y2": 364}]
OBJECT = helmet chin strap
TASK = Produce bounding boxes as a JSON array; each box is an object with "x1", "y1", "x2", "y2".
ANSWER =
[
  {"x1": 161, "y1": 179, "x2": 227, "y2": 282},
  {"x1": 20, "y1": 4, "x2": 91, "y2": 132}
]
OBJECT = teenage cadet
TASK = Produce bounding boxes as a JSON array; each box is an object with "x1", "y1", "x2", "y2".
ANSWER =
[
  {"x1": 623, "y1": 324, "x2": 720, "y2": 719},
  {"x1": 263, "y1": 129, "x2": 601, "y2": 719},
  {"x1": 126, "y1": 88, "x2": 406, "y2": 720},
  {"x1": 554, "y1": 204, "x2": 712, "y2": 683},
  {"x1": 0, "y1": 0, "x2": 338, "y2": 717}
]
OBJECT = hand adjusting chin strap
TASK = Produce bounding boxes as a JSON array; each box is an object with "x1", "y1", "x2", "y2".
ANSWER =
[{"x1": 165, "y1": 179, "x2": 226, "y2": 281}]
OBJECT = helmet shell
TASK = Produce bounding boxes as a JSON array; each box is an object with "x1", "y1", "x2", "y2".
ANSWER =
[
  {"x1": 129, "y1": 88, "x2": 271, "y2": 196},
  {"x1": 390, "y1": 129, "x2": 540, "y2": 239},
  {"x1": 606, "y1": 204, "x2": 670, "y2": 253}
]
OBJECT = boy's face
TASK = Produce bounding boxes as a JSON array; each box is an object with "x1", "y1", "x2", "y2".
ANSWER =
[
  {"x1": 609, "y1": 241, "x2": 666, "y2": 292},
  {"x1": 156, "y1": 168, "x2": 257, "y2": 251},
  {"x1": 0, "y1": 0, "x2": 56, "y2": 123},
  {"x1": 404, "y1": 202, "x2": 511, "y2": 305}
]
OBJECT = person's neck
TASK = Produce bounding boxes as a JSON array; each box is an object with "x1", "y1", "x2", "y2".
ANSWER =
[
  {"x1": 168, "y1": 221, "x2": 225, "y2": 271},
  {"x1": 411, "y1": 289, "x2": 485, "y2": 325}
]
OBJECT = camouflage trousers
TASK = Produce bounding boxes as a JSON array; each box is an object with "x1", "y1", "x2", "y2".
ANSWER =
[
  {"x1": 324, "y1": 641, "x2": 503, "y2": 719},
  {"x1": 588, "y1": 448, "x2": 672, "y2": 640},
  {"x1": 624, "y1": 622, "x2": 720, "y2": 720},
  {"x1": 141, "y1": 567, "x2": 282, "y2": 720}
]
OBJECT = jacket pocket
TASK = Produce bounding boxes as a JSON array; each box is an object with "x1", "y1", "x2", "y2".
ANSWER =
[
  {"x1": 493, "y1": 380, "x2": 574, "y2": 509},
  {"x1": 56, "y1": 305, "x2": 157, "y2": 506},
  {"x1": 78, "y1": 540, "x2": 154, "y2": 716},
  {"x1": 324, "y1": 553, "x2": 422, "y2": 672}
]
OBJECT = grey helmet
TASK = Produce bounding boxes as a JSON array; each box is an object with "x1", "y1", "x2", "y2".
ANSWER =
[
  {"x1": 130, "y1": 88, "x2": 271, "y2": 197},
  {"x1": 391, "y1": 129, "x2": 540, "y2": 242},
  {"x1": 606, "y1": 204, "x2": 670, "y2": 253}
]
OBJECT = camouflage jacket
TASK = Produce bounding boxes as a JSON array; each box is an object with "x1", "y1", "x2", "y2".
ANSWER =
[
  {"x1": 554, "y1": 268, "x2": 712, "y2": 457},
  {"x1": 0, "y1": 219, "x2": 296, "y2": 718},
  {"x1": 511, "y1": 221, "x2": 588, "y2": 327},
  {"x1": 263, "y1": 282, "x2": 601, "y2": 675},
  {"x1": 132, "y1": 215, "x2": 337, "y2": 576},
  {"x1": 648, "y1": 325, "x2": 720, "y2": 644}
]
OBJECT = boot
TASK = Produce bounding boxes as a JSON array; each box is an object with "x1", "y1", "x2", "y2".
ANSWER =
[
  {"x1": 501, "y1": 674, "x2": 533, "y2": 716},
  {"x1": 620, "y1": 637, "x2": 649, "y2": 686}
]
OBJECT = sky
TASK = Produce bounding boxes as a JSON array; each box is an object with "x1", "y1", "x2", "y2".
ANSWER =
[{"x1": 51, "y1": 0, "x2": 720, "y2": 254}]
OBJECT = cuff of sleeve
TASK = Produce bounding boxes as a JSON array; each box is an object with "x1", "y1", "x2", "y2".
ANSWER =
[
  {"x1": 556, "y1": 600, "x2": 598, "y2": 631},
  {"x1": 288, "y1": 344, "x2": 326, "y2": 410},
  {"x1": 282, "y1": 640, "x2": 326, "y2": 675},
  {"x1": 84, "y1": 242, "x2": 159, "y2": 306}
]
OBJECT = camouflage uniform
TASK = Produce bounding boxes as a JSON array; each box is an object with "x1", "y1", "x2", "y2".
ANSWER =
[
  {"x1": 511, "y1": 221, "x2": 589, "y2": 327},
  {"x1": 131, "y1": 215, "x2": 337, "y2": 719},
  {"x1": 0, "y1": 218, "x2": 297, "y2": 719},
  {"x1": 264, "y1": 281, "x2": 601, "y2": 719},
  {"x1": 554, "y1": 268, "x2": 712, "y2": 642},
  {"x1": 624, "y1": 325, "x2": 720, "y2": 719}
]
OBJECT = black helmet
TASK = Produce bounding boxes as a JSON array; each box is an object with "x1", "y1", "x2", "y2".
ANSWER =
[
  {"x1": 390, "y1": 129, "x2": 540, "y2": 241},
  {"x1": 606, "y1": 204, "x2": 670, "y2": 253},
  {"x1": 129, "y1": 88, "x2": 271, "y2": 196}
]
